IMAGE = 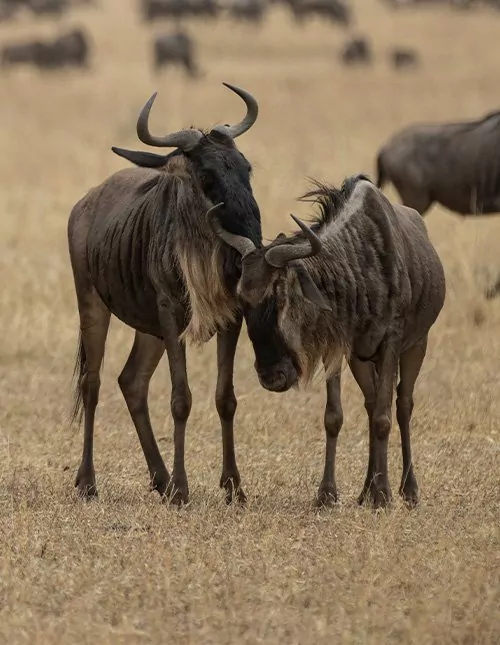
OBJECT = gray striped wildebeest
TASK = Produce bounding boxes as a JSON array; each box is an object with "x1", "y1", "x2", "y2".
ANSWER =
[
  {"x1": 376, "y1": 109, "x2": 500, "y2": 216},
  {"x1": 209, "y1": 175, "x2": 446, "y2": 508},
  {"x1": 68, "y1": 83, "x2": 298, "y2": 506}
]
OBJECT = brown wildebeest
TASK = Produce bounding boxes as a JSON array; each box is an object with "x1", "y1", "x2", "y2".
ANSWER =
[
  {"x1": 209, "y1": 175, "x2": 446, "y2": 508},
  {"x1": 68, "y1": 83, "x2": 298, "y2": 505},
  {"x1": 1, "y1": 28, "x2": 90, "y2": 70},
  {"x1": 226, "y1": 0, "x2": 267, "y2": 23},
  {"x1": 390, "y1": 47, "x2": 420, "y2": 70},
  {"x1": 376, "y1": 110, "x2": 500, "y2": 215},
  {"x1": 340, "y1": 37, "x2": 373, "y2": 65},
  {"x1": 285, "y1": 0, "x2": 351, "y2": 25},
  {"x1": 141, "y1": 0, "x2": 219, "y2": 20},
  {"x1": 153, "y1": 31, "x2": 199, "y2": 77}
]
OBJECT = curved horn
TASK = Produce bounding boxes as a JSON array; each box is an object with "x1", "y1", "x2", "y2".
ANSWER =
[
  {"x1": 136, "y1": 92, "x2": 203, "y2": 150},
  {"x1": 207, "y1": 202, "x2": 256, "y2": 257},
  {"x1": 265, "y1": 214, "x2": 323, "y2": 268},
  {"x1": 212, "y1": 83, "x2": 259, "y2": 139}
]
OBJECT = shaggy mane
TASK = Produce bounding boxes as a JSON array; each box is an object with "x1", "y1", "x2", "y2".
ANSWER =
[{"x1": 299, "y1": 174, "x2": 372, "y2": 228}]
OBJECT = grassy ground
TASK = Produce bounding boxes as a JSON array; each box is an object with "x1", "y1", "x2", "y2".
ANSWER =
[{"x1": 0, "y1": 1, "x2": 499, "y2": 643}]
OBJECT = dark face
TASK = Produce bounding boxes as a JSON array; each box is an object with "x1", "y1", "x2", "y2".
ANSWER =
[
  {"x1": 191, "y1": 133, "x2": 301, "y2": 392},
  {"x1": 187, "y1": 132, "x2": 261, "y2": 245},
  {"x1": 242, "y1": 296, "x2": 300, "y2": 393},
  {"x1": 237, "y1": 247, "x2": 300, "y2": 393}
]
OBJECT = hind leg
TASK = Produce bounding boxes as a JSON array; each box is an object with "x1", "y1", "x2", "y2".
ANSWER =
[
  {"x1": 118, "y1": 331, "x2": 170, "y2": 496},
  {"x1": 396, "y1": 336, "x2": 428, "y2": 507},
  {"x1": 75, "y1": 287, "x2": 111, "y2": 498},
  {"x1": 349, "y1": 359, "x2": 378, "y2": 505}
]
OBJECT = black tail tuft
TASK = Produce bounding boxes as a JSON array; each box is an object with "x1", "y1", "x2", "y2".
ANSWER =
[
  {"x1": 70, "y1": 332, "x2": 86, "y2": 426},
  {"x1": 376, "y1": 153, "x2": 387, "y2": 189}
]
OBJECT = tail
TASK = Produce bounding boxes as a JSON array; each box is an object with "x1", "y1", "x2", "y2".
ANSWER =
[
  {"x1": 70, "y1": 332, "x2": 86, "y2": 426},
  {"x1": 376, "y1": 152, "x2": 387, "y2": 189}
]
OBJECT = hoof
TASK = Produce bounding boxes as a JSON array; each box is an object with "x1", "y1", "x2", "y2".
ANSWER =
[
  {"x1": 373, "y1": 488, "x2": 392, "y2": 509},
  {"x1": 316, "y1": 484, "x2": 338, "y2": 508},
  {"x1": 358, "y1": 482, "x2": 392, "y2": 509},
  {"x1": 220, "y1": 474, "x2": 247, "y2": 505},
  {"x1": 399, "y1": 483, "x2": 419, "y2": 508},
  {"x1": 75, "y1": 470, "x2": 98, "y2": 500},
  {"x1": 164, "y1": 478, "x2": 189, "y2": 506},
  {"x1": 149, "y1": 472, "x2": 170, "y2": 497}
]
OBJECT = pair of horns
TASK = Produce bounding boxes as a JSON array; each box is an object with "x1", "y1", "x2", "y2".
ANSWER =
[
  {"x1": 207, "y1": 203, "x2": 323, "y2": 267},
  {"x1": 136, "y1": 82, "x2": 258, "y2": 152}
]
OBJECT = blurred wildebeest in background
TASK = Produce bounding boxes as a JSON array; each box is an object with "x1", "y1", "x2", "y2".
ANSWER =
[
  {"x1": 381, "y1": 0, "x2": 473, "y2": 8},
  {"x1": 153, "y1": 30, "x2": 200, "y2": 77},
  {"x1": 377, "y1": 109, "x2": 500, "y2": 215},
  {"x1": 284, "y1": 0, "x2": 351, "y2": 26},
  {"x1": 141, "y1": 0, "x2": 220, "y2": 21},
  {"x1": 340, "y1": 36, "x2": 372, "y2": 65},
  {"x1": 1, "y1": 27, "x2": 90, "y2": 70},
  {"x1": 485, "y1": 276, "x2": 500, "y2": 299},
  {"x1": 390, "y1": 47, "x2": 420, "y2": 69},
  {"x1": 0, "y1": 0, "x2": 95, "y2": 21},
  {"x1": 225, "y1": 0, "x2": 266, "y2": 23}
]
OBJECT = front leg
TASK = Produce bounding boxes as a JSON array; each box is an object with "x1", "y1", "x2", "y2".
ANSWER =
[
  {"x1": 216, "y1": 315, "x2": 246, "y2": 504},
  {"x1": 316, "y1": 370, "x2": 343, "y2": 507},
  {"x1": 159, "y1": 301, "x2": 191, "y2": 505}
]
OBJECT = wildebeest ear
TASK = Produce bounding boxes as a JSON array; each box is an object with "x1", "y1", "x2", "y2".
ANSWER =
[
  {"x1": 294, "y1": 264, "x2": 331, "y2": 311},
  {"x1": 111, "y1": 146, "x2": 170, "y2": 168}
]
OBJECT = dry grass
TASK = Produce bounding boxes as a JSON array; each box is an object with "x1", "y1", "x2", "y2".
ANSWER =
[{"x1": 1, "y1": 1, "x2": 499, "y2": 643}]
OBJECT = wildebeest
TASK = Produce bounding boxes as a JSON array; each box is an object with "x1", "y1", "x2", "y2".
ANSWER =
[
  {"x1": 390, "y1": 47, "x2": 420, "y2": 69},
  {"x1": 300, "y1": 0, "x2": 350, "y2": 24},
  {"x1": 68, "y1": 83, "x2": 295, "y2": 506},
  {"x1": 209, "y1": 175, "x2": 446, "y2": 507},
  {"x1": 153, "y1": 31, "x2": 199, "y2": 77},
  {"x1": 226, "y1": 0, "x2": 266, "y2": 22},
  {"x1": 376, "y1": 109, "x2": 500, "y2": 215},
  {"x1": 285, "y1": 0, "x2": 351, "y2": 25},
  {"x1": 141, "y1": 0, "x2": 219, "y2": 20},
  {"x1": 1, "y1": 28, "x2": 90, "y2": 70},
  {"x1": 340, "y1": 37, "x2": 372, "y2": 65}
]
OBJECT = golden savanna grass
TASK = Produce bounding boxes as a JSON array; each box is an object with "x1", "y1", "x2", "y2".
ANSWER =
[{"x1": 1, "y1": 1, "x2": 499, "y2": 642}]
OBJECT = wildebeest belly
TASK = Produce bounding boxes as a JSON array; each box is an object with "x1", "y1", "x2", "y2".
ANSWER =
[{"x1": 86, "y1": 217, "x2": 164, "y2": 338}]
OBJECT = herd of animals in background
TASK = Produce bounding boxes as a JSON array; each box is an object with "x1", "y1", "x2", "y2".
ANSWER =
[{"x1": 4, "y1": 0, "x2": 500, "y2": 75}]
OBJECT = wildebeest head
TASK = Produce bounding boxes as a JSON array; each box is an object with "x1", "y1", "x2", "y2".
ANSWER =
[
  {"x1": 209, "y1": 203, "x2": 331, "y2": 391},
  {"x1": 111, "y1": 84, "x2": 298, "y2": 381},
  {"x1": 112, "y1": 83, "x2": 261, "y2": 254}
]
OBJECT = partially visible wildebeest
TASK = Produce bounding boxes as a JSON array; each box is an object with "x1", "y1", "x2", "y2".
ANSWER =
[
  {"x1": 340, "y1": 37, "x2": 372, "y2": 65},
  {"x1": 141, "y1": 0, "x2": 219, "y2": 20},
  {"x1": 286, "y1": 0, "x2": 351, "y2": 25},
  {"x1": 0, "y1": 0, "x2": 20, "y2": 21},
  {"x1": 153, "y1": 31, "x2": 199, "y2": 77},
  {"x1": 1, "y1": 28, "x2": 90, "y2": 70},
  {"x1": 226, "y1": 0, "x2": 266, "y2": 22},
  {"x1": 381, "y1": 0, "x2": 472, "y2": 7},
  {"x1": 0, "y1": 0, "x2": 93, "y2": 18},
  {"x1": 209, "y1": 175, "x2": 446, "y2": 508},
  {"x1": 68, "y1": 83, "x2": 297, "y2": 506},
  {"x1": 390, "y1": 47, "x2": 420, "y2": 69},
  {"x1": 377, "y1": 109, "x2": 500, "y2": 215},
  {"x1": 28, "y1": 0, "x2": 68, "y2": 16}
]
